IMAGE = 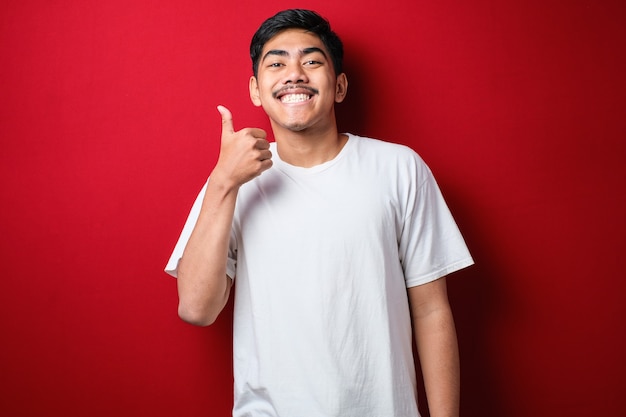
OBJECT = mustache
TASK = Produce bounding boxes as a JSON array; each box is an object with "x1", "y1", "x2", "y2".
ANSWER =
[{"x1": 272, "y1": 85, "x2": 319, "y2": 98}]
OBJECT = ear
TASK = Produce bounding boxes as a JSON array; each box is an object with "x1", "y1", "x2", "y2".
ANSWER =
[
  {"x1": 249, "y1": 76, "x2": 262, "y2": 107},
  {"x1": 335, "y1": 73, "x2": 348, "y2": 103}
]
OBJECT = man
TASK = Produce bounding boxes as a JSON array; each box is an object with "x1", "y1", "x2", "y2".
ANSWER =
[{"x1": 166, "y1": 9, "x2": 473, "y2": 417}]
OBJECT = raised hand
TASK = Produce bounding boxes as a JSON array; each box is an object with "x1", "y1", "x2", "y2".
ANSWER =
[{"x1": 212, "y1": 105, "x2": 273, "y2": 189}]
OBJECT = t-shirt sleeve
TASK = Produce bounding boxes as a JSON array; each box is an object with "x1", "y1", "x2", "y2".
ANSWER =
[
  {"x1": 399, "y1": 156, "x2": 474, "y2": 287},
  {"x1": 163, "y1": 181, "x2": 237, "y2": 279},
  {"x1": 164, "y1": 182, "x2": 208, "y2": 277}
]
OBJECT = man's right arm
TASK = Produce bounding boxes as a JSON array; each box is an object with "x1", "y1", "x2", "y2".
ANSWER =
[{"x1": 176, "y1": 106, "x2": 272, "y2": 326}]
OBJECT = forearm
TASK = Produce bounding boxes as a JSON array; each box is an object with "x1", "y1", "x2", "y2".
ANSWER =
[
  {"x1": 175, "y1": 105, "x2": 271, "y2": 326},
  {"x1": 414, "y1": 306, "x2": 460, "y2": 417},
  {"x1": 177, "y1": 177, "x2": 237, "y2": 326}
]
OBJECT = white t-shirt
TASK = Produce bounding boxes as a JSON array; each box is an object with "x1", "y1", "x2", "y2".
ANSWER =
[{"x1": 166, "y1": 134, "x2": 474, "y2": 417}]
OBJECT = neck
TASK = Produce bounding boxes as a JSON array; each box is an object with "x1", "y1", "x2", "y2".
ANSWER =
[{"x1": 271, "y1": 119, "x2": 347, "y2": 168}]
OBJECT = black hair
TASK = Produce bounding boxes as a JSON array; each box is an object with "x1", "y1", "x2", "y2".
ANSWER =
[{"x1": 250, "y1": 9, "x2": 344, "y2": 78}]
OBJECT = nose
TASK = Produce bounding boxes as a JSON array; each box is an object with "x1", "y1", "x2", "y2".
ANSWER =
[{"x1": 283, "y1": 61, "x2": 308, "y2": 84}]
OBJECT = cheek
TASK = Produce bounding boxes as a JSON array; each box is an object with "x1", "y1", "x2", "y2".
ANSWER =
[{"x1": 260, "y1": 81, "x2": 278, "y2": 100}]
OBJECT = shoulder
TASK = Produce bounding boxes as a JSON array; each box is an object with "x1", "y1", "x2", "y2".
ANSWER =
[
  {"x1": 347, "y1": 134, "x2": 430, "y2": 173},
  {"x1": 349, "y1": 134, "x2": 421, "y2": 159}
]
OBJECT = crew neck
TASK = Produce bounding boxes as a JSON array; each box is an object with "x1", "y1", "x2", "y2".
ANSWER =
[{"x1": 273, "y1": 133, "x2": 355, "y2": 175}]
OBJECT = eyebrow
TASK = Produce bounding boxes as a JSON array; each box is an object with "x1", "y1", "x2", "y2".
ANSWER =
[{"x1": 261, "y1": 47, "x2": 328, "y2": 63}]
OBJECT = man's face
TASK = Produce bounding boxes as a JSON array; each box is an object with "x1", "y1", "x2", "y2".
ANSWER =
[{"x1": 249, "y1": 28, "x2": 347, "y2": 134}]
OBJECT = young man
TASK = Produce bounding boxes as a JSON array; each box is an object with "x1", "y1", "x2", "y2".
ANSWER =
[{"x1": 166, "y1": 9, "x2": 473, "y2": 417}]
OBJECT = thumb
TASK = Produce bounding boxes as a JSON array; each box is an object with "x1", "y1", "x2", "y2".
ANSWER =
[{"x1": 217, "y1": 105, "x2": 234, "y2": 136}]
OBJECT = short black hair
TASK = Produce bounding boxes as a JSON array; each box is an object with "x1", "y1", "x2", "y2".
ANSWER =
[{"x1": 250, "y1": 9, "x2": 344, "y2": 78}]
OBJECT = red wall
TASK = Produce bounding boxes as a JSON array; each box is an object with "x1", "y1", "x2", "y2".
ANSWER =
[{"x1": 1, "y1": 1, "x2": 624, "y2": 416}]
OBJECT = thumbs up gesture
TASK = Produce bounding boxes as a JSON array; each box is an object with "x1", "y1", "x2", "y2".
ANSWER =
[{"x1": 212, "y1": 105, "x2": 273, "y2": 189}]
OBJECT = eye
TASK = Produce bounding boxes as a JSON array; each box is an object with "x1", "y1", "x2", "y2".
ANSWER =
[
  {"x1": 267, "y1": 62, "x2": 284, "y2": 68},
  {"x1": 303, "y1": 60, "x2": 323, "y2": 67}
]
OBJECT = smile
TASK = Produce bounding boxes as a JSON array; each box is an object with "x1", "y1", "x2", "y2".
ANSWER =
[
  {"x1": 273, "y1": 85, "x2": 319, "y2": 104},
  {"x1": 280, "y1": 93, "x2": 311, "y2": 103}
]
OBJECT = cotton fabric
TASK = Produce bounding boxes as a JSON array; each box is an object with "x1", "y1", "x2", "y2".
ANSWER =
[{"x1": 166, "y1": 134, "x2": 473, "y2": 417}]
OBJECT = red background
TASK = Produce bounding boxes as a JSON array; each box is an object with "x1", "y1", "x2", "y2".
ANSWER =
[{"x1": 1, "y1": 1, "x2": 624, "y2": 416}]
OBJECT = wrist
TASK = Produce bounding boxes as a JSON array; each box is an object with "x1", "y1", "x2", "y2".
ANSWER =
[{"x1": 208, "y1": 170, "x2": 240, "y2": 196}]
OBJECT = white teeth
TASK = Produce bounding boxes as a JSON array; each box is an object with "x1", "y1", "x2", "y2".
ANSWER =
[{"x1": 280, "y1": 93, "x2": 310, "y2": 103}]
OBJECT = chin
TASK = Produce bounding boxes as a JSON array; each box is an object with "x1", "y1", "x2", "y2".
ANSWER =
[
  {"x1": 273, "y1": 117, "x2": 313, "y2": 132},
  {"x1": 284, "y1": 123, "x2": 310, "y2": 132}
]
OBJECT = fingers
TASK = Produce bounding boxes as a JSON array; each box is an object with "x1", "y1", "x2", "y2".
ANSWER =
[
  {"x1": 218, "y1": 105, "x2": 267, "y2": 140},
  {"x1": 258, "y1": 149, "x2": 272, "y2": 161},
  {"x1": 255, "y1": 138, "x2": 270, "y2": 150},
  {"x1": 217, "y1": 105, "x2": 234, "y2": 136},
  {"x1": 214, "y1": 104, "x2": 272, "y2": 185}
]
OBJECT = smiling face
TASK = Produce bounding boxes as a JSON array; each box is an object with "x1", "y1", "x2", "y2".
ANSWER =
[{"x1": 249, "y1": 28, "x2": 347, "y2": 135}]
